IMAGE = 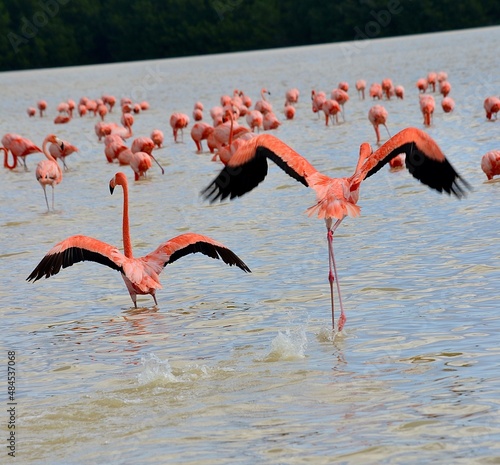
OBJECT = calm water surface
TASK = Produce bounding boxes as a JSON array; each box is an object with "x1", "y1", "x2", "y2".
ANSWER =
[{"x1": 1, "y1": 26, "x2": 500, "y2": 465}]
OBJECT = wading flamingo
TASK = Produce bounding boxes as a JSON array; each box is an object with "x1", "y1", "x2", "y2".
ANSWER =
[
  {"x1": 441, "y1": 97, "x2": 455, "y2": 113},
  {"x1": 49, "y1": 138, "x2": 78, "y2": 170},
  {"x1": 151, "y1": 129, "x2": 164, "y2": 148},
  {"x1": 37, "y1": 100, "x2": 47, "y2": 117},
  {"x1": 484, "y1": 96, "x2": 500, "y2": 120},
  {"x1": 355, "y1": 80, "x2": 366, "y2": 100},
  {"x1": 36, "y1": 134, "x2": 64, "y2": 211},
  {"x1": 2, "y1": 133, "x2": 42, "y2": 170},
  {"x1": 170, "y1": 113, "x2": 190, "y2": 142},
  {"x1": 481, "y1": 150, "x2": 500, "y2": 180},
  {"x1": 420, "y1": 94, "x2": 435, "y2": 126},
  {"x1": 27, "y1": 172, "x2": 251, "y2": 307},
  {"x1": 368, "y1": 105, "x2": 390, "y2": 144},
  {"x1": 201, "y1": 128, "x2": 470, "y2": 332}
]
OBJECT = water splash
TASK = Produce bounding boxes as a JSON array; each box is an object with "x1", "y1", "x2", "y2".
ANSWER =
[
  {"x1": 137, "y1": 353, "x2": 180, "y2": 385},
  {"x1": 262, "y1": 326, "x2": 308, "y2": 361}
]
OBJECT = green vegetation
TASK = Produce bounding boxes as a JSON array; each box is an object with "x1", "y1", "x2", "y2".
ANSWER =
[{"x1": 1, "y1": 0, "x2": 499, "y2": 71}]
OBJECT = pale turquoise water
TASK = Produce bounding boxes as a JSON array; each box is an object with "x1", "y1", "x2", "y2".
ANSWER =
[{"x1": 1, "y1": 26, "x2": 500, "y2": 465}]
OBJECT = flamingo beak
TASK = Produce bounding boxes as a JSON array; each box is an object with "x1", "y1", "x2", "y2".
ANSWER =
[{"x1": 109, "y1": 183, "x2": 115, "y2": 194}]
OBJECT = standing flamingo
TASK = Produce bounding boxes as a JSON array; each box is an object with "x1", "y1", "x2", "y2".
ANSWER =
[
  {"x1": 481, "y1": 150, "x2": 500, "y2": 180},
  {"x1": 151, "y1": 129, "x2": 164, "y2": 148},
  {"x1": 37, "y1": 100, "x2": 47, "y2": 117},
  {"x1": 2, "y1": 133, "x2": 42, "y2": 170},
  {"x1": 331, "y1": 88, "x2": 349, "y2": 121},
  {"x1": 322, "y1": 99, "x2": 341, "y2": 126},
  {"x1": 484, "y1": 96, "x2": 500, "y2": 120},
  {"x1": 49, "y1": 138, "x2": 78, "y2": 170},
  {"x1": 368, "y1": 105, "x2": 390, "y2": 144},
  {"x1": 369, "y1": 83, "x2": 383, "y2": 100},
  {"x1": 36, "y1": 134, "x2": 64, "y2": 211},
  {"x1": 27, "y1": 172, "x2": 250, "y2": 307},
  {"x1": 255, "y1": 88, "x2": 272, "y2": 115},
  {"x1": 170, "y1": 113, "x2": 190, "y2": 142},
  {"x1": 202, "y1": 129, "x2": 470, "y2": 332},
  {"x1": 420, "y1": 94, "x2": 435, "y2": 126},
  {"x1": 246, "y1": 110, "x2": 264, "y2": 133},
  {"x1": 441, "y1": 97, "x2": 455, "y2": 113},
  {"x1": 395, "y1": 85, "x2": 405, "y2": 99},
  {"x1": 381, "y1": 78, "x2": 393, "y2": 100},
  {"x1": 27, "y1": 107, "x2": 36, "y2": 117},
  {"x1": 285, "y1": 88, "x2": 300, "y2": 106},
  {"x1": 191, "y1": 122, "x2": 215, "y2": 152},
  {"x1": 355, "y1": 80, "x2": 366, "y2": 100}
]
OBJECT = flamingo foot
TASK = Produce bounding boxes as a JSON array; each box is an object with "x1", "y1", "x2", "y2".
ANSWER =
[{"x1": 337, "y1": 313, "x2": 346, "y2": 332}]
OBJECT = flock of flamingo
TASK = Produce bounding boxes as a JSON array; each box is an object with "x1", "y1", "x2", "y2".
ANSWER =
[{"x1": 3, "y1": 69, "x2": 499, "y2": 332}]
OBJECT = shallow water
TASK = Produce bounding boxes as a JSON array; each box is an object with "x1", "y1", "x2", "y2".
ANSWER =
[{"x1": 1, "y1": 26, "x2": 500, "y2": 465}]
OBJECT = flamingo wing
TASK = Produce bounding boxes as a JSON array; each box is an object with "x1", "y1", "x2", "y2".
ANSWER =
[
  {"x1": 26, "y1": 235, "x2": 125, "y2": 282},
  {"x1": 144, "y1": 233, "x2": 251, "y2": 273},
  {"x1": 363, "y1": 127, "x2": 471, "y2": 198},
  {"x1": 201, "y1": 134, "x2": 317, "y2": 202}
]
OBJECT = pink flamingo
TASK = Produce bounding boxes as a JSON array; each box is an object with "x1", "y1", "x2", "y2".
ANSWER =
[
  {"x1": 202, "y1": 129, "x2": 470, "y2": 331},
  {"x1": 420, "y1": 94, "x2": 435, "y2": 126},
  {"x1": 191, "y1": 122, "x2": 214, "y2": 153},
  {"x1": 151, "y1": 129, "x2": 164, "y2": 148},
  {"x1": 102, "y1": 95, "x2": 116, "y2": 112},
  {"x1": 439, "y1": 81, "x2": 451, "y2": 97},
  {"x1": 36, "y1": 134, "x2": 64, "y2": 211},
  {"x1": 481, "y1": 150, "x2": 500, "y2": 180},
  {"x1": 254, "y1": 88, "x2": 272, "y2": 115},
  {"x1": 311, "y1": 90, "x2": 326, "y2": 116},
  {"x1": 37, "y1": 100, "x2": 47, "y2": 117},
  {"x1": 441, "y1": 97, "x2": 455, "y2": 113},
  {"x1": 416, "y1": 78, "x2": 428, "y2": 93},
  {"x1": 285, "y1": 88, "x2": 300, "y2": 106},
  {"x1": 139, "y1": 101, "x2": 149, "y2": 111},
  {"x1": 67, "y1": 99, "x2": 75, "y2": 118},
  {"x1": 427, "y1": 72, "x2": 437, "y2": 92},
  {"x1": 284, "y1": 102, "x2": 296, "y2": 120},
  {"x1": 263, "y1": 112, "x2": 281, "y2": 131},
  {"x1": 170, "y1": 113, "x2": 190, "y2": 142},
  {"x1": 484, "y1": 96, "x2": 500, "y2": 120},
  {"x1": 27, "y1": 172, "x2": 250, "y2": 307},
  {"x1": 54, "y1": 115, "x2": 71, "y2": 124},
  {"x1": 27, "y1": 107, "x2": 36, "y2": 117},
  {"x1": 331, "y1": 88, "x2": 349, "y2": 121},
  {"x1": 395, "y1": 85, "x2": 405, "y2": 99},
  {"x1": 246, "y1": 110, "x2": 264, "y2": 133},
  {"x1": 369, "y1": 83, "x2": 383, "y2": 100},
  {"x1": 131, "y1": 137, "x2": 165, "y2": 176},
  {"x1": 368, "y1": 105, "x2": 390, "y2": 144},
  {"x1": 338, "y1": 82, "x2": 349, "y2": 93},
  {"x1": 112, "y1": 114, "x2": 134, "y2": 140},
  {"x1": 2, "y1": 133, "x2": 42, "y2": 170},
  {"x1": 381, "y1": 78, "x2": 393, "y2": 100},
  {"x1": 49, "y1": 139, "x2": 78, "y2": 170},
  {"x1": 355, "y1": 80, "x2": 366, "y2": 100},
  {"x1": 98, "y1": 104, "x2": 108, "y2": 120},
  {"x1": 104, "y1": 135, "x2": 128, "y2": 163},
  {"x1": 322, "y1": 99, "x2": 341, "y2": 126}
]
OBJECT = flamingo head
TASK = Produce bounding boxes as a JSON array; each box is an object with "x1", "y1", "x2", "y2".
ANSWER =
[
  {"x1": 109, "y1": 172, "x2": 128, "y2": 194},
  {"x1": 46, "y1": 134, "x2": 64, "y2": 151}
]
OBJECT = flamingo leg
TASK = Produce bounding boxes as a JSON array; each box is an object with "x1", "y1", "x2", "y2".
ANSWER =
[
  {"x1": 42, "y1": 185, "x2": 50, "y2": 211},
  {"x1": 51, "y1": 185, "x2": 55, "y2": 210},
  {"x1": 326, "y1": 218, "x2": 346, "y2": 332}
]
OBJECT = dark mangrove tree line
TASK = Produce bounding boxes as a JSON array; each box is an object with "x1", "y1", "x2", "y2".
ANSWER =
[{"x1": 1, "y1": 0, "x2": 499, "y2": 71}]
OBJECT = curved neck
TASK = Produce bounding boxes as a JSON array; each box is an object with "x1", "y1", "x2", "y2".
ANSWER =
[
  {"x1": 120, "y1": 178, "x2": 133, "y2": 258},
  {"x1": 2, "y1": 147, "x2": 17, "y2": 169}
]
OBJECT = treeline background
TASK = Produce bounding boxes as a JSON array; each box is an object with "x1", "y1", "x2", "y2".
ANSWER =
[{"x1": 1, "y1": 0, "x2": 500, "y2": 72}]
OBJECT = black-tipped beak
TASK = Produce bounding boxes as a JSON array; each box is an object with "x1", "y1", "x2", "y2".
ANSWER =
[{"x1": 109, "y1": 184, "x2": 115, "y2": 194}]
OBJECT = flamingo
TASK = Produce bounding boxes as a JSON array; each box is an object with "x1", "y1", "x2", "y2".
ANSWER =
[
  {"x1": 27, "y1": 172, "x2": 250, "y2": 307},
  {"x1": 381, "y1": 78, "x2": 393, "y2": 100},
  {"x1": 37, "y1": 100, "x2": 47, "y2": 117},
  {"x1": 54, "y1": 115, "x2": 71, "y2": 124},
  {"x1": 338, "y1": 82, "x2": 349, "y2": 93},
  {"x1": 416, "y1": 78, "x2": 428, "y2": 93},
  {"x1": 255, "y1": 88, "x2": 272, "y2": 115},
  {"x1": 369, "y1": 83, "x2": 383, "y2": 100},
  {"x1": 246, "y1": 110, "x2": 264, "y2": 133},
  {"x1": 441, "y1": 97, "x2": 455, "y2": 113},
  {"x1": 36, "y1": 134, "x2": 64, "y2": 211},
  {"x1": 139, "y1": 101, "x2": 149, "y2": 111},
  {"x1": 439, "y1": 81, "x2": 451, "y2": 97},
  {"x1": 419, "y1": 94, "x2": 435, "y2": 126},
  {"x1": 27, "y1": 107, "x2": 36, "y2": 117},
  {"x1": 427, "y1": 72, "x2": 437, "y2": 92},
  {"x1": 151, "y1": 129, "x2": 164, "y2": 148},
  {"x1": 331, "y1": 88, "x2": 349, "y2": 121},
  {"x1": 284, "y1": 102, "x2": 296, "y2": 120},
  {"x1": 484, "y1": 96, "x2": 500, "y2": 120},
  {"x1": 481, "y1": 150, "x2": 500, "y2": 180},
  {"x1": 170, "y1": 113, "x2": 190, "y2": 142},
  {"x1": 49, "y1": 139, "x2": 78, "y2": 170},
  {"x1": 368, "y1": 105, "x2": 390, "y2": 144},
  {"x1": 102, "y1": 95, "x2": 116, "y2": 112},
  {"x1": 395, "y1": 85, "x2": 405, "y2": 99},
  {"x1": 201, "y1": 128, "x2": 471, "y2": 332},
  {"x1": 285, "y1": 88, "x2": 300, "y2": 106},
  {"x1": 2, "y1": 133, "x2": 42, "y2": 170},
  {"x1": 355, "y1": 79, "x2": 366, "y2": 100},
  {"x1": 311, "y1": 90, "x2": 326, "y2": 116},
  {"x1": 191, "y1": 122, "x2": 214, "y2": 152},
  {"x1": 130, "y1": 137, "x2": 164, "y2": 177},
  {"x1": 263, "y1": 112, "x2": 281, "y2": 131},
  {"x1": 322, "y1": 99, "x2": 341, "y2": 126}
]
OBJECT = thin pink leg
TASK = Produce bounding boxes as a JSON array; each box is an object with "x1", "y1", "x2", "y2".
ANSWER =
[{"x1": 326, "y1": 218, "x2": 346, "y2": 332}]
